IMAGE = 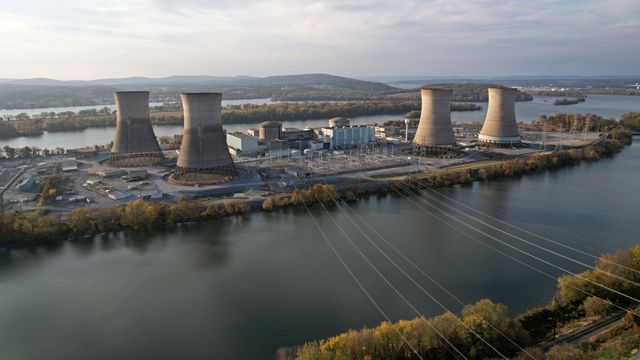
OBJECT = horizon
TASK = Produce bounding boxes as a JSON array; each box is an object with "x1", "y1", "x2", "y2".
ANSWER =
[{"x1": 1, "y1": 0, "x2": 639, "y2": 79}]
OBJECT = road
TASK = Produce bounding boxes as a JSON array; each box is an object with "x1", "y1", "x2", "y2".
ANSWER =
[{"x1": 541, "y1": 311, "x2": 626, "y2": 350}]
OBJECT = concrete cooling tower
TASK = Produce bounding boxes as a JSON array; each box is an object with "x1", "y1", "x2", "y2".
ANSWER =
[
  {"x1": 413, "y1": 88, "x2": 456, "y2": 147},
  {"x1": 176, "y1": 93, "x2": 235, "y2": 171},
  {"x1": 478, "y1": 87, "x2": 521, "y2": 145},
  {"x1": 111, "y1": 91, "x2": 161, "y2": 155}
]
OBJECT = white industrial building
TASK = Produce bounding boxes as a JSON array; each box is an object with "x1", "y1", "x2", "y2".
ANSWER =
[
  {"x1": 321, "y1": 125, "x2": 375, "y2": 150},
  {"x1": 226, "y1": 132, "x2": 267, "y2": 156}
]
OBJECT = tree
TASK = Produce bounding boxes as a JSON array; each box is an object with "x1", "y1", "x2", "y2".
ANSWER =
[
  {"x1": 262, "y1": 198, "x2": 274, "y2": 211},
  {"x1": 3, "y1": 146, "x2": 16, "y2": 159},
  {"x1": 545, "y1": 344, "x2": 584, "y2": 360},
  {"x1": 582, "y1": 296, "x2": 612, "y2": 317},
  {"x1": 67, "y1": 208, "x2": 95, "y2": 235}
]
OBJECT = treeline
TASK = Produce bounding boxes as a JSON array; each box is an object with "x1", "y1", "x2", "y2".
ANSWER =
[
  {"x1": 532, "y1": 113, "x2": 619, "y2": 132},
  {"x1": 553, "y1": 97, "x2": 586, "y2": 105},
  {"x1": 421, "y1": 130, "x2": 631, "y2": 187},
  {"x1": 385, "y1": 83, "x2": 534, "y2": 102},
  {"x1": 0, "y1": 84, "x2": 117, "y2": 110},
  {"x1": 1, "y1": 145, "x2": 68, "y2": 159},
  {"x1": 620, "y1": 112, "x2": 640, "y2": 131},
  {"x1": 528, "y1": 89, "x2": 585, "y2": 98},
  {"x1": 0, "y1": 184, "x2": 338, "y2": 245},
  {"x1": 281, "y1": 244, "x2": 640, "y2": 360}
]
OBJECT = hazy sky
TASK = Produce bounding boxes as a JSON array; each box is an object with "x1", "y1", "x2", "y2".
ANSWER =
[{"x1": 1, "y1": 0, "x2": 639, "y2": 79}]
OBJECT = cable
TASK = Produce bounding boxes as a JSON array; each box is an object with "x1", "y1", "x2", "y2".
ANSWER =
[
  {"x1": 309, "y1": 193, "x2": 469, "y2": 359},
  {"x1": 393, "y1": 180, "x2": 640, "y2": 306},
  {"x1": 398, "y1": 180, "x2": 640, "y2": 290},
  {"x1": 423, "y1": 186, "x2": 640, "y2": 277},
  {"x1": 387, "y1": 180, "x2": 640, "y2": 318},
  {"x1": 319, "y1": 185, "x2": 531, "y2": 360},
  {"x1": 301, "y1": 199, "x2": 425, "y2": 360}
]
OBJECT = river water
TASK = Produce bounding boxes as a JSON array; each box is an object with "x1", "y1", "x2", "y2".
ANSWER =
[
  {"x1": 1, "y1": 95, "x2": 638, "y2": 150},
  {"x1": 1, "y1": 137, "x2": 638, "y2": 359}
]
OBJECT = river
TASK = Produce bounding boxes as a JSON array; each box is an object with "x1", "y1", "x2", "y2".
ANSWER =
[
  {"x1": 0, "y1": 137, "x2": 638, "y2": 359},
  {"x1": 1, "y1": 95, "x2": 638, "y2": 150}
]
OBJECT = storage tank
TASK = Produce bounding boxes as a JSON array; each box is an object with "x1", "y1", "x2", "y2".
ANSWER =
[
  {"x1": 328, "y1": 117, "x2": 350, "y2": 127},
  {"x1": 111, "y1": 91, "x2": 161, "y2": 154},
  {"x1": 412, "y1": 88, "x2": 456, "y2": 146},
  {"x1": 258, "y1": 121, "x2": 282, "y2": 141},
  {"x1": 478, "y1": 87, "x2": 521, "y2": 145},
  {"x1": 176, "y1": 93, "x2": 235, "y2": 170}
]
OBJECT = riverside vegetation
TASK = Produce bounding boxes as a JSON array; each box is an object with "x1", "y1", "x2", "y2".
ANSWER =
[{"x1": 278, "y1": 244, "x2": 640, "y2": 360}]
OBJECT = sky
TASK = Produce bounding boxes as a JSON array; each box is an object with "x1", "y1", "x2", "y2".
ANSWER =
[{"x1": 0, "y1": 0, "x2": 639, "y2": 80}]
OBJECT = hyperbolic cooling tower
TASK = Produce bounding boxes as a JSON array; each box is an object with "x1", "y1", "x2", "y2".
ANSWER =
[
  {"x1": 111, "y1": 91, "x2": 161, "y2": 154},
  {"x1": 413, "y1": 87, "x2": 456, "y2": 146},
  {"x1": 478, "y1": 87, "x2": 521, "y2": 145},
  {"x1": 176, "y1": 93, "x2": 235, "y2": 170}
]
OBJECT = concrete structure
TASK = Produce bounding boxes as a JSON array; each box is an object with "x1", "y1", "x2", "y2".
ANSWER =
[
  {"x1": 328, "y1": 117, "x2": 350, "y2": 127},
  {"x1": 478, "y1": 87, "x2": 521, "y2": 145},
  {"x1": 111, "y1": 91, "x2": 161, "y2": 155},
  {"x1": 258, "y1": 121, "x2": 282, "y2": 142},
  {"x1": 226, "y1": 132, "x2": 267, "y2": 155},
  {"x1": 281, "y1": 128, "x2": 314, "y2": 141},
  {"x1": 176, "y1": 93, "x2": 235, "y2": 171},
  {"x1": 322, "y1": 125, "x2": 375, "y2": 149},
  {"x1": 16, "y1": 177, "x2": 36, "y2": 192},
  {"x1": 61, "y1": 158, "x2": 78, "y2": 172},
  {"x1": 413, "y1": 88, "x2": 456, "y2": 147}
]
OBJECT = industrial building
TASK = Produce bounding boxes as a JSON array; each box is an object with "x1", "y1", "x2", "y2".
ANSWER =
[
  {"x1": 322, "y1": 125, "x2": 375, "y2": 149},
  {"x1": 226, "y1": 132, "x2": 267, "y2": 155},
  {"x1": 176, "y1": 92, "x2": 236, "y2": 173},
  {"x1": 478, "y1": 87, "x2": 522, "y2": 146},
  {"x1": 111, "y1": 91, "x2": 162, "y2": 156},
  {"x1": 258, "y1": 121, "x2": 282, "y2": 142},
  {"x1": 413, "y1": 88, "x2": 456, "y2": 147}
]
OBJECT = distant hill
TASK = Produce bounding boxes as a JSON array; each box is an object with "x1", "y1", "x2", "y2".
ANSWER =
[
  {"x1": 0, "y1": 74, "x2": 396, "y2": 109},
  {"x1": 384, "y1": 83, "x2": 533, "y2": 102}
]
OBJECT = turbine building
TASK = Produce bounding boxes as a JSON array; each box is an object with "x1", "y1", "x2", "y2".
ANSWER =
[
  {"x1": 478, "y1": 87, "x2": 521, "y2": 146},
  {"x1": 176, "y1": 92, "x2": 235, "y2": 174}
]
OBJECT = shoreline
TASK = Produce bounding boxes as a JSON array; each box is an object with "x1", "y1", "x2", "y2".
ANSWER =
[{"x1": 0, "y1": 130, "x2": 633, "y2": 249}]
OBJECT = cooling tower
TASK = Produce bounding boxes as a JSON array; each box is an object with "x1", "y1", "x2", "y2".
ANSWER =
[
  {"x1": 176, "y1": 93, "x2": 235, "y2": 170},
  {"x1": 412, "y1": 88, "x2": 456, "y2": 146},
  {"x1": 478, "y1": 87, "x2": 521, "y2": 145},
  {"x1": 111, "y1": 91, "x2": 161, "y2": 154}
]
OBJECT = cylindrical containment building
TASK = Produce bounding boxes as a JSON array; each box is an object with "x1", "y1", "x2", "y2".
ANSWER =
[
  {"x1": 478, "y1": 87, "x2": 521, "y2": 145},
  {"x1": 177, "y1": 93, "x2": 235, "y2": 170},
  {"x1": 111, "y1": 91, "x2": 161, "y2": 154},
  {"x1": 412, "y1": 87, "x2": 456, "y2": 146}
]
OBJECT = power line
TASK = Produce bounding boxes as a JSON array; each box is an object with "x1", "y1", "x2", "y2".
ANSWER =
[
  {"x1": 320, "y1": 187, "x2": 534, "y2": 360},
  {"x1": 310, "y1": 194, "x2": 469, "y2": 359},
  {"x1": 400, "y1": 181, "x2": 640, "y2": 289},
  {"x1": 300, "y1": 199, "x2": 425, "y2": 360}
]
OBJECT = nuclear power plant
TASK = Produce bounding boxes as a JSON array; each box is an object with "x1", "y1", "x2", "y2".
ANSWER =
[
  {"x1": 478, "y1": 87, "x2": 522, "y2": 146},
  {"x1": 111, "y1": 91, "x2": 162, "y2": 155},
  {"x1": 174, "y1": 92, "x2": 236, "y2": 177}
]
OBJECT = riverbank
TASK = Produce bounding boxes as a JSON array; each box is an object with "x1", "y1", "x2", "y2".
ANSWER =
[
  {"x1": 0, "y1": 129, "x2": 632, "y2": 248},
  {"x1": 278, "y1": 243, "x2": 640, "y2": 360}
]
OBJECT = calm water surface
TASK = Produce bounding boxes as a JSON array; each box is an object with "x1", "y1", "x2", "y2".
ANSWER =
[
  {"x1": 0, "y1": 138, "x2": 638, "y2": 359},
  {"x1": 1, "y1": 95, "x2": 638, "y2": 150}
]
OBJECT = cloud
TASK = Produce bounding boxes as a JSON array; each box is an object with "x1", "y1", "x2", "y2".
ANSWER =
[{"x1": 0, "y1": 0, "x2": 638, "y2": 78}]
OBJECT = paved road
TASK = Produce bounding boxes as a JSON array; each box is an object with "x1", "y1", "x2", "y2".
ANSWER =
[{"x1": 541, "y1": 311, "x2": 625, "y2": 350}]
